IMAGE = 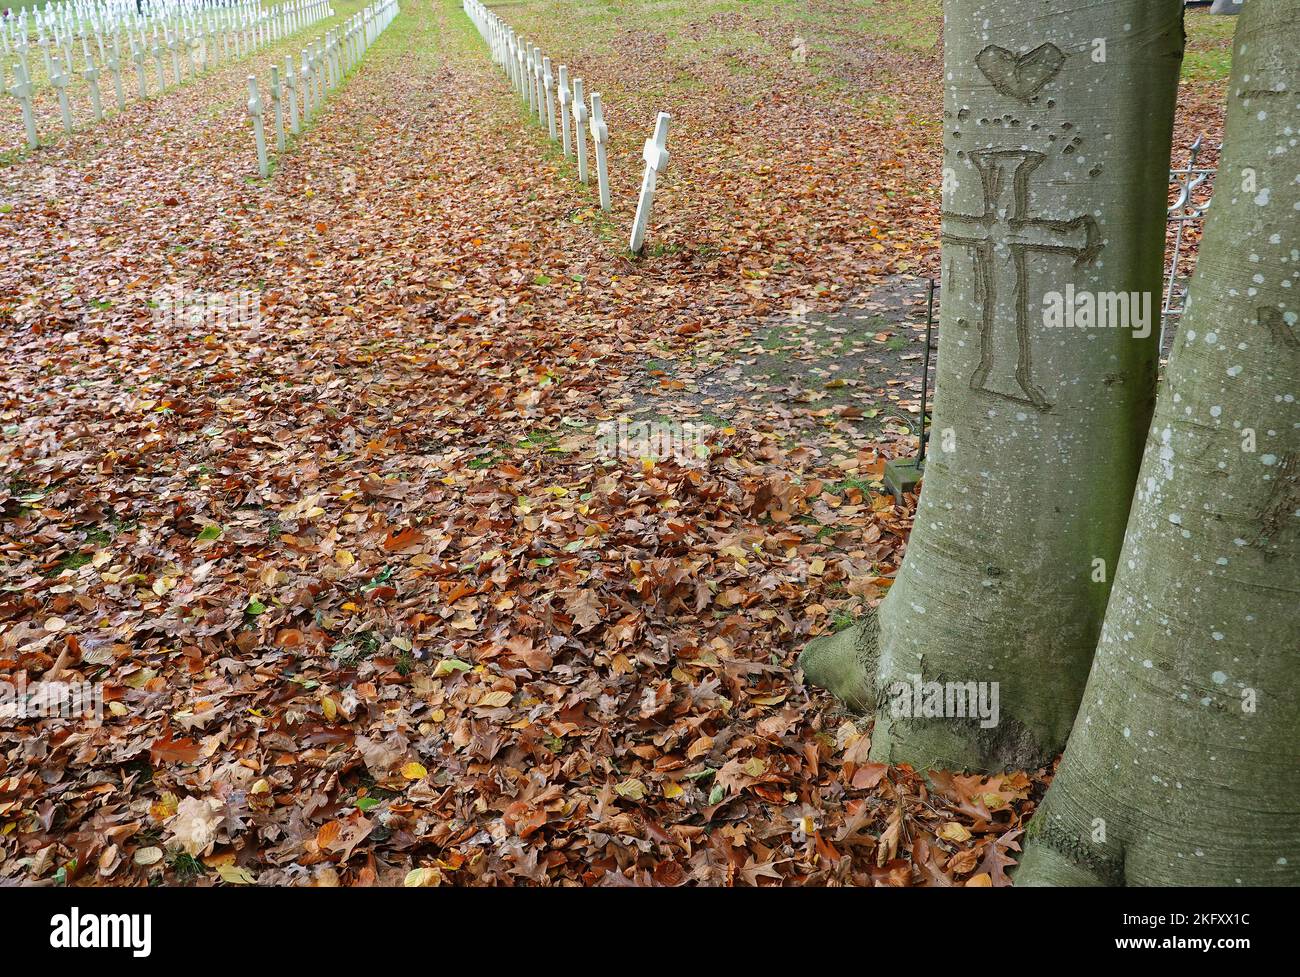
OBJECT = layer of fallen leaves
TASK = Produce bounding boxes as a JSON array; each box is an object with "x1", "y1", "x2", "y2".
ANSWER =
[{"x1": 0, "y1": 0, "x2": 1224, "y2": 885}]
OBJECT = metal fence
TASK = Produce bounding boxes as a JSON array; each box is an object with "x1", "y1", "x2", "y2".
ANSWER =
[{"x1": 1161, "y1": 135, "x2": 1217, "y2": 351}]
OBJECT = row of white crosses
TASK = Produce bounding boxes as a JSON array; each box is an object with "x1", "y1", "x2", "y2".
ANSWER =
[
  {"x1": 4, "y1": 0, "x2": 334, "y2": 149},
  {"x1": 245, "y1": 0, "x2": 399, "y2": 178},
  {"x1": 4, "y1": 2, "x2": 330, "y2": 91},
  {"x1": 461, "y1": 0, "x2": 671, "y2": 255}
]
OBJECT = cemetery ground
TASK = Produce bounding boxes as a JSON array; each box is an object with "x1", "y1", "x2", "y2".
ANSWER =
[{"x1": 0, "y1": 1, "x2": 1232, "y2": 886}]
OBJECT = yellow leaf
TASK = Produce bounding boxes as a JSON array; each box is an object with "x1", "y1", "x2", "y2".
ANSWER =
[
  {"x1": 401, "y1": 762, "x2": 428, "y2": 781},
  {"x1": 404, "y1": 867, "x2": 441, "y2": 887},
  {"x1": 966, "y1": 873, "x2": 993, "y2": 887},
  {"x1": 335, "y1": 549, "x2": 355, "y2": 568},
  {"x1": 133, "y1": 847, "x2": 164, "y2": 866},
  {"x1": 217, "y1": 864, "x2": 257, "y2": 885},
  {"x1": 662, "y1": 782, "x2": 684, "y2": 799},
  {"x1": 478, "y1": 690, "x2": 512, "y2": 708},
  {"x1": 150, "y1": 792, "x2": 179, "y2": 822},
  {"x1": 938, "y1": 822, "x2": 972, "y2": 843},
  {"x1": 320, "y1": 695, "x2": 337, "y2": 722},
  {"x1": 615, "y1": 778, "x2": 646, "y2": 801}
]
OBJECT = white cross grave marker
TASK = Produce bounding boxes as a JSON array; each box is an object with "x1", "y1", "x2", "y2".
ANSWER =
[
  {"x1": 83, "y1": 53, "x2": 103, "y2": 122},
  {"x1": 526, "y1": 42, "x2": 538, "y2": 115},
  {"x1": 629, "y1": 112, "x2": 670, "y2": 253},
  {"x1": 7, "y1": 61, "x2": 39, "y2": 149},
  {"x1": 301, "y1": 49, "x2": 313, "y2": 121},
  {"x1": 166, "y1": 30, "x2": 181, "y2": 86},
  {"x1": 131, "y1": 39, "x2": 148, "y2": 98},
  {"x1": 557, "y1": 64, "x2": 571, "y2": 157},
  {"x1": 151, "y1": 35, "x2": 166, "y2": 93},
  {"x1": 571, "y1": 75, "x2": 588, "y2": 183},
  {"x1": 106, "y1": 36, "x2": 126, "y2": 111},
  {"x1": 49, "y1": 54, "x2": 73, "y2": 133},
  {"x1": 532, "y1": 45, "x2": 543, "y2": 121},
  {"x1": 542, "y1": 55, "x2": 556, "y2": 140},
  {"x1": 589, "y1": 91, "x2": 611, "y2": 211},
  {"x1": 270, "y1": 64, "x2": 285, "y2": 151},
  {"x1": 248, "y1": 75, "x2": 269, "y2": 178},
  {"x1": 284, "y1": 55, "x2": 299, "y2": 133}
]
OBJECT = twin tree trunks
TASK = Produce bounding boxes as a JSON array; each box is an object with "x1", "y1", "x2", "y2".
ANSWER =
[
  {"x1": 802, "y1": 0, "x2": 1298, "y2": 885},
  {"x1": 1019, "y1": 0, "x2": 1298, "y2": 886},
  {"x1": 802, "y1": 0, "x2": 1184, "y2": 771}
]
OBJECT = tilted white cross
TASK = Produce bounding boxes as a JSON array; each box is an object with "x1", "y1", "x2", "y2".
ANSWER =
[{"x1": 629, "y1": 113, "x2": 671, "y2": 254}]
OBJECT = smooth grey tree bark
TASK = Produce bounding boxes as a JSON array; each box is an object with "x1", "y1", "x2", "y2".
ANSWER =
[
  {"x1": 801, "y1": 0, "x2": 1185, "y2": 772},
  {"x1": 1017, "y1": 0, "x2": 1299, "y2": 885}
]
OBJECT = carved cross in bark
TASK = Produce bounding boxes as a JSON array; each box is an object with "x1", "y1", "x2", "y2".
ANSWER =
[{"x1": 943, "y1": 149, "x2": 1101, "y2": 411}]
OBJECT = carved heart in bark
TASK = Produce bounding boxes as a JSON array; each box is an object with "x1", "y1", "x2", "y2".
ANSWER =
[{"x1": 975, "y1": 43, "x2": 1065, "y2": 101}]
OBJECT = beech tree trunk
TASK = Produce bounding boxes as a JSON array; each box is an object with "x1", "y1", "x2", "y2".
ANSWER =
[
  {"x1": 1017, "y1": 0, "x2": 1299, "y2": 886},
  {"x1": 801, "y1": 0, "x2": 1185, "y2": 771}
]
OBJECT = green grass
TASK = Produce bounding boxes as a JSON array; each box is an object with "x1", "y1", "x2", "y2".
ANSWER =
[
  {"x1": 1183, "y1": 10, "x2": 1237, "y2": 82},
  {"x1": 847, "y1": 0, "x2": 943, "y2": 52},
  {"x1": 487, "y1": 0, "x2": 1235, "y2": 87}
]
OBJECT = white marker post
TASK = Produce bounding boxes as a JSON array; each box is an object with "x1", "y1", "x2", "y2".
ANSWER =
[
  {"x1": 49, "y1": 55, "x2": 73, "y2": 134},
  {"x1": 151, "y1": 35, "x2": 166, "y2": 92},
  {"x1": 83, "y1": 55, "x2": 104, "y2": 122},
  {"x1": 270, "y1": 64, "x2": 285, "y2": 151},
  {"x1": 300, "y1": 49, "x2": 312, "y2": 121},
  {"x1": 590, "y1": 91, "x2": 610, "y2": 211},
  {"x1": 248, "y1": 75, "x2": 269, "y2": 178},
  {"x1": 532, "y1": 45, "x2": 543, "y2": 122},
  {"x1": 572, "y1": 76, "x2": 588, "y2": 183},
  {"x1": 131, "y1": 40, "x2": 148, "y2": 98},
  {"x1": 7, "y1": 62, "x2": 39, "y2": 149},
  {"x1": 542, "y1": 55, "x2": 556, "y2": 140},
  {"x1": 517, "y1": 36, "x2": 527, "y2": 101},
  {"x1": 523, "y1": 40, "x2": 535, "y2": 113},
  {"x1": 285, "y1": 55, "x2": 299, "y2": 134},
  {"x1": 106, "y1": 37, "x2": 126, "y2": 111},
  {"x1": 167, "y1": 30, "x2": 181, "y2": 86},
  {"x1": 629, "y1": 112, "x2": 670, "y2": 254},
  {"x1": 557, "y1": 64, "x2": 572, "y2": 157}
]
